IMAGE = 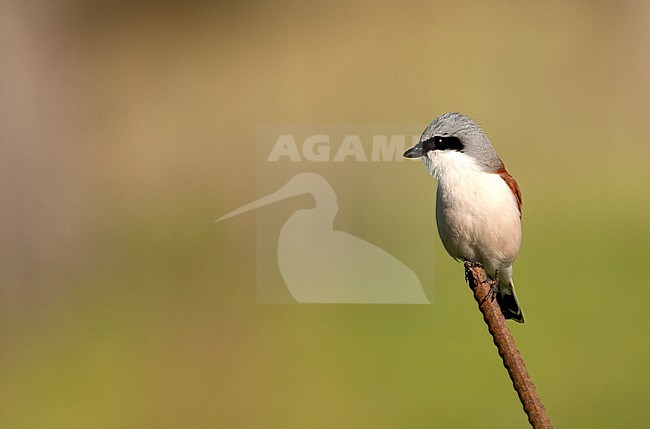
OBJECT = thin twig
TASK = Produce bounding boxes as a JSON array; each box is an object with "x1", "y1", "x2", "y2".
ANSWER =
[{"x1": 464, "y1": 261, "x2": 553, "y2": 429}]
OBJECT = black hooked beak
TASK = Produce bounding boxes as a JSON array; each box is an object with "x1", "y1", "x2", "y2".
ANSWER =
[{"x1": 403, "y1": 142, "x2": 424, "y2": 158}]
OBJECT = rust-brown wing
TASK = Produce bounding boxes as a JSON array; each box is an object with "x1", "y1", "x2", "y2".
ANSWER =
[{"x1": 496, "y1": 168, "x2": 522, "y2": 217}]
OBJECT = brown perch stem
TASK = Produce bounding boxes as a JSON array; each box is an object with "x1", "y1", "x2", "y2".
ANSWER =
[{"x1": 464, "y1": 261, "x2": 553, "y2": 429}]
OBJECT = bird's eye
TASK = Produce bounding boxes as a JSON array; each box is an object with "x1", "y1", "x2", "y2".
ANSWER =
[
  {"x1": 434, "y1": 136, "x2": 464, "y2": 152},
  {"x1": 420, "y1": 135, "x2": 464, "y2": 153}
]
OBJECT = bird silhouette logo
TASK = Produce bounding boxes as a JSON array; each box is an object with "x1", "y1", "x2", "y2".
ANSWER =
[{"x1": 218, "y1": 172, "x2": 429, "y2": 303}]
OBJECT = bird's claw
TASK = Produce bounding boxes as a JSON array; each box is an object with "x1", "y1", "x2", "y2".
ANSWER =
[
  {"x1": 479, "y1": 278, "x2": 498, "y2": 306},
  {"x1": 464, "y1": 261, "x2": 482, "y2": 283},
  {"x1": 464, "y1": 261, "x2": 499, "y2": 306}
]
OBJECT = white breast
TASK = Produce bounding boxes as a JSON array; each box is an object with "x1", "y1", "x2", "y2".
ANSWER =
[{"x1": 423, "y1": 151, "x2": 521, "y2": 273}]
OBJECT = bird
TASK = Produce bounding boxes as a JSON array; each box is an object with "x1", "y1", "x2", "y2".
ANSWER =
[
  {"x1": 217, "y1": 172, "x2": 429, "y2": 304},
  {"x1": 403, "y1": 112, "x2": 525, "y2": 322}
]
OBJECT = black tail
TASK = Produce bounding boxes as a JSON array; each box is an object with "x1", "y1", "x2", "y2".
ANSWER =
[{"x1": 496, "y1": 281, "x2": 525, "y2": 323}]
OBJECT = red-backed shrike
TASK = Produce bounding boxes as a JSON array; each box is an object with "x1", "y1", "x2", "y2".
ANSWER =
[{"x1": 404, "y1": 112, "x2": 524, "y2": 323}]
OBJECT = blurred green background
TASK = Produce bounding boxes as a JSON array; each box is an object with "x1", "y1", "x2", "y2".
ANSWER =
[{"x1": 1, "y1": 1, "x2": 649, "y2": 427}]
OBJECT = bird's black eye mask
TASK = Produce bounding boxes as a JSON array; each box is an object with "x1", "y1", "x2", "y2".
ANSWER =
[
  {"x1": 422, "y1": 135, "x2": 464, "y2": 153},
  {"x1": 403, "y1": 135, "x2": 465, "y2": 158}
]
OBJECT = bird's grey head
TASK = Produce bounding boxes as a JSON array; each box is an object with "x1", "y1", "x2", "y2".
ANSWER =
[{"x1": 403, "y1": 112, "x2": 503, "y2": 172}]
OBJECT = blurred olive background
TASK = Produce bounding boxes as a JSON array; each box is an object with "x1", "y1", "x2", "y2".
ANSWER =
[{"x1": 1, "y1": 1, "x2": 649, "y2": 427}]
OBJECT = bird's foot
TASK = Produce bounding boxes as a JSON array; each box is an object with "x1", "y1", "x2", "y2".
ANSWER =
[
  {"x1": 464, "y1": 262, "x2": 498, "y2": 305},
  {"x1": 479, "y1": 278, "x2": 498, "y2": 306},
  {"x1": 464, "y1": 261, "x2": 483, "y2": 283},
  {"x1": 479, "y1": 269, "x2": 499, "y2": 305}
]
